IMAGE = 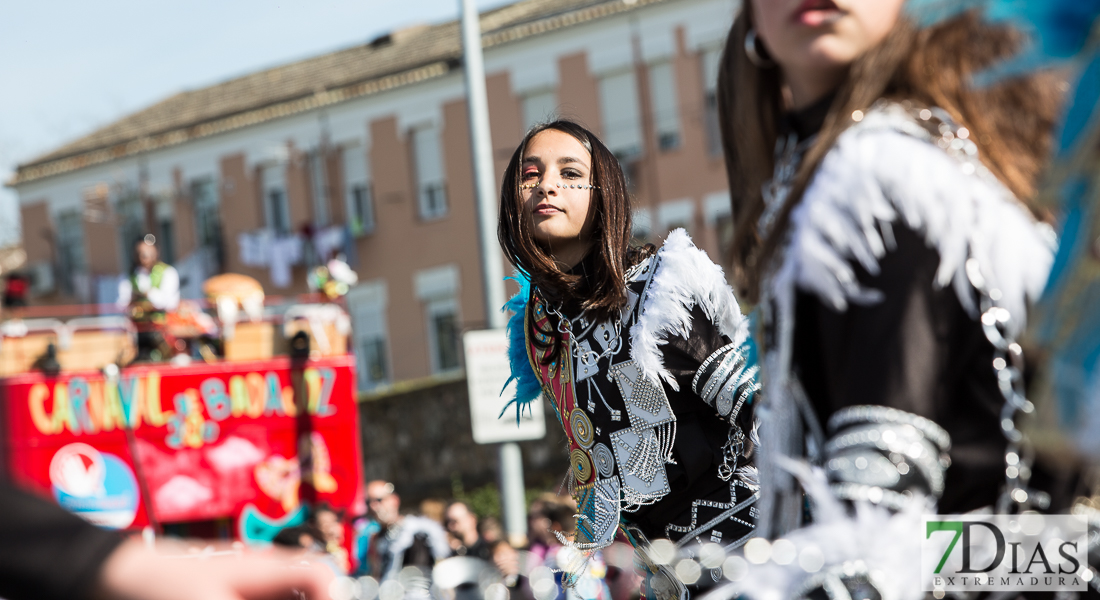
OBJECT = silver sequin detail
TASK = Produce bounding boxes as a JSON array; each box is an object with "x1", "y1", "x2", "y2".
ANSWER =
[
  {"x1": 592, "y1": 443, "x2": 615, "y2": 478},
  {"x1": 610, "y1": 361, "x2": 667, "y2": 416}
]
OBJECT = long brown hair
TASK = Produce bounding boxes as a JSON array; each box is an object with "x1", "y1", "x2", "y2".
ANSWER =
[
  {"x1": 498, "y1": 120, "x2": 648, "y2": 323},
  {"x1": 718, "y1": 7, "x2": 1061, "y2": 303}
]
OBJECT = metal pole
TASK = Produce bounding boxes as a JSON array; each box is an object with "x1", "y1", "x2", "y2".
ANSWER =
[
  {"x1": 459, "y1": 0, "x2": 527, "y2": 546},
  {"x1": 459, "y1": 0, "x2": 507, "y2": 329},
  {"x1": 498, "y1": 441, "x2": 528, "y2": 547}
]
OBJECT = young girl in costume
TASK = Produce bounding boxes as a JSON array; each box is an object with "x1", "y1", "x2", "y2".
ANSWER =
[
  {"x1": 715, "y1": 0, "x2": 1068, "y2": 595},
  {"x1": 499, "y1": 120, "x2": 760, "y2": 586}
]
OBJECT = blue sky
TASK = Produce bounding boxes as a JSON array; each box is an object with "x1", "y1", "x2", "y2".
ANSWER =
[{"x1": 0, "y1": 0, "x2": 512, "y2": 246}]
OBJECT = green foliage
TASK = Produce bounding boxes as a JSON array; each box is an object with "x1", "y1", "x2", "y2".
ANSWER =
[{"x1": 450, "y1": 474, "x2": 558, "y2": 521}]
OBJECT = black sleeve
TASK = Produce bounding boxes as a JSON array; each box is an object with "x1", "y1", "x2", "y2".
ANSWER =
[
  {"x1": 659, "y1": 305, "x2": 757, "y2": 481},
  {"x1": 792, "y1": 223, "x2": 1006, "y2": 513},
  {"x1": 626, "y1": 305, "x2": 760, "y2": 532},
  {"x1": 661, "y1": 305, "x2": 756, "y2": 437},
  {"x1": 0, "y1": 482, "x2": 124, "y2": 600}
]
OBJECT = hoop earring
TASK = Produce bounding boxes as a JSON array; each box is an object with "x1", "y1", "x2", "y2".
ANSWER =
[{"x1": 744, "y1": 28, "x2": 775, "y2": 69}]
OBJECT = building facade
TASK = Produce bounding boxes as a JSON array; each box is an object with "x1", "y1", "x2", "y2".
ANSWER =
[{"x1": 8, "y1": 0, "x2": 740, "y2": 394}]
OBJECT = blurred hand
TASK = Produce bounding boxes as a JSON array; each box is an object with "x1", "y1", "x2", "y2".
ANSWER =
[
  {"x1": 95, "y1": 538, "x2": 335, "y2": 600},
  {"x1": 492, "y1": 546, "x2": 520, "y2": 579}
]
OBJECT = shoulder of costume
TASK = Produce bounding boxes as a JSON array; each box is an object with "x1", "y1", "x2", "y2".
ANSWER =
[
  {"x1": 501, "y1": 271, "x2": 543, "y2": 424},
  {"x1": 774, "y1": 101, "x2": 1055, "y2": 336},
  {"x1": 629, "y1": 228, "x2": 751, "y2": 390}
]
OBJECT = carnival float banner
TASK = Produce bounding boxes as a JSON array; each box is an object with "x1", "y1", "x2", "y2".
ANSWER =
[{"x1": 0, "y1": 355, "x2": 360, "y2": 540}]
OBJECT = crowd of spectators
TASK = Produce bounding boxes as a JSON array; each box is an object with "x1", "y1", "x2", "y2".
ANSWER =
[{"x1": 273, "y1": 480, "x2": 642, "y2": 600}]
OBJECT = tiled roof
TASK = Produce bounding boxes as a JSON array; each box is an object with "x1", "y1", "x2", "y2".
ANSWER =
[{"x1": 11, "y1": 0, "x2": 675, "y2": 186}]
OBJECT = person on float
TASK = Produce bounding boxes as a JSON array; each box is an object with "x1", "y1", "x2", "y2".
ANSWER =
[
  {"x1": 499, "y1": 120, "x2": 761, "y2": 596},
  {"x1": 118, "y1": 235, "x2": 181, "y2": 318},
  {"x1": 713, "y1": 0, "x2": 1065, "y2": 593},
  {"x1": 117, "y1": 235, "x2": 183, "y2": 360}
]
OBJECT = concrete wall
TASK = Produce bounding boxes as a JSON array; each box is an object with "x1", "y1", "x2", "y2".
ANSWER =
[{"x1": 358, "y1": 380, "x2": 570, "y2": 504}]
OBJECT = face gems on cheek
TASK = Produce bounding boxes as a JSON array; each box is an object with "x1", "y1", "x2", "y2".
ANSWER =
[{"x1": 519, "y1": 181, "x2": 597, "y2": 190}]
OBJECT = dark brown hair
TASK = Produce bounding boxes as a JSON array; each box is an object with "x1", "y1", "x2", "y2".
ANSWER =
[
  {"x1": 498, "y1": 120, "x2": 650, "y2": 322},
  {"x1": 718, "y1": 7, "x2": 1061, "y2": 303}
]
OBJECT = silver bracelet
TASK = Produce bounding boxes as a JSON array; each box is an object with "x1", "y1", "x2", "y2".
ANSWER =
[
  {"x1": 692, "y1": 343, "x2": 738, "y2": 397},
  {"x1": 827, "y1": 405, "x2": 951, "y2": 452}
]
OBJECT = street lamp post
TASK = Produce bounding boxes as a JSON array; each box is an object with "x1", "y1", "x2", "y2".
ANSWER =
[{"x1": 458, "y1": 0, "x2": 528, "y2": 547}]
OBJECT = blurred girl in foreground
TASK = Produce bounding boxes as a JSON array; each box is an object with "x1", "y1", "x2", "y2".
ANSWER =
[{"x1": 718, "y1": 0, "x2": 1067, "y2": 553}]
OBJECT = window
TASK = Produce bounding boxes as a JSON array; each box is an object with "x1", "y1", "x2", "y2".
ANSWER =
[
  {"x1": 347, "y1": 281, "x2": 390, "y2": 390},
  {"x1": 115, "y1": 188, "x2": 146, "y2": 273},
  {"x1": 427, "y1": 298, "x2": 461, "y2": 372},
  {"x1": 262, "y1": 163, "x2": 290, "y2": 235},
  {"x1": 415, "y1": 265, "x2": 461, "y2": 374},
  {"x1": 55, "y1": 210, "x2": 86, "y2": 296},
  {"x1": 156, "y1": 218, "x2": 175, "y2": 265},
  {"x1": 649, "y1": 61, "x2": 681, "y2": 151},
  {"x1": 701, "y1": 47, "x2": 723, "y2": 157},
  {"x1": 342, "y1": 144, "x2": 374, "y2": 236},
  {"x1": 715, "y1": 213, "x2": 734, "y2": 259},
  {"x1": 705, "y1": 192, "x2": 733, "y2": 259},
  {"x1": 521, "y1": 89, "x2": 557, "y2": 131},
  {"x1": 412, "y1": 124, "x2": 447, "y2": 220},
  {"x1": 75, "y1": 183, "x2": 104, "y2": 292},
  {"x1": 598, "y1": 70, "x2": 643, "y2": 160},
  {"x1": 28, "y1": 261, "x2": 55, "y2": 296},
  {"x1": 632, "y1": 207, "x2": 653, "y2": 244},
  {"x1": 309, "y1": 150, "x2": 331, "y2": 228},
  {"x1": 191, "y1": 178, "x2": 224, "y2": 273},
  {"x1": 658, "y1": 199, "x2": 695, "y2": 236}
]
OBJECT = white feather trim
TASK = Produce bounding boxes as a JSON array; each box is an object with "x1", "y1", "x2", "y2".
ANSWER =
[
  {"x1": 710, "y1": 458, "x2": 930, "y2": 600},
  {"x1": 630, "y1": 228, "x2": 750, "y2": 390},
  {"x1": 772, "y1": 106, "x2": 1055, "y2": 338}
]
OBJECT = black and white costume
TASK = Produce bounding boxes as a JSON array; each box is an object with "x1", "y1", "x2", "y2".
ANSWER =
[
  {"x1": 720, "y1": 97, "x2": 1059, "y2": 598},
  {"x1": 504, "y1": 231, "x2": 761, "y2": 560}
]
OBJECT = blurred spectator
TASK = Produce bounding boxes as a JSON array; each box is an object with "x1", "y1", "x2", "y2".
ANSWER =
[
  {"x1": 445, "y1": 501, "x2": 491, "y2": 560},
  {"x1": 3, "y1": 273, "x2": 27, "y2": 307},
  {"x1": 272, "y1": 524, "x2": 325, "y2": 551},
  {"x1": 272, "y1": 524, "x2": 344, "y2": 574},
  {"x1": 601, "y1": 542, "x2": 642, "y2": 600},
  {"x1": 363, "y1": 480, "x2": 451, "y2": 581},
  {"x1": 351, "y1": 501, "x2": 380, "y2": 577},
  {"x1": 479, "y1": 515, "x2": 504, "y2": 545},
  {"x1": 526, "y1": 494, "x2": 572, "y2": 562},
  {"x1": 311, "y1": 503, "x2": 350, "y2": 574},
  {"x1": 532, "y1": 498, "x2": 611, "y2": 600},
  {"x1": 419, "y1": 498, "x2": 446, "y2": 524},
  {"x1": 491, "y1": 540, "x2": 535, "y2": 600}
]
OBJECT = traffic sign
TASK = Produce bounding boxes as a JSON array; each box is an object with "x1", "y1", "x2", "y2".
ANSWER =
[{"x1": 463, "y1": 329, "x2": 545, "y2": 444}]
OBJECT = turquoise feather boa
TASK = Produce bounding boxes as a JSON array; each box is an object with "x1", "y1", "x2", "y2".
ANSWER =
[{"x1": 499, "y1": 272, "x2": 543, "y2": 425}]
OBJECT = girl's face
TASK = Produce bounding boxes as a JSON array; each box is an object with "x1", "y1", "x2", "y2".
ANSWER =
[
  {"x1": 751, "y1": 0, "x2": 904, "y2": 108},
  {"x1": 521, "y1": 129, "x2": 596, "y2": 270}
]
